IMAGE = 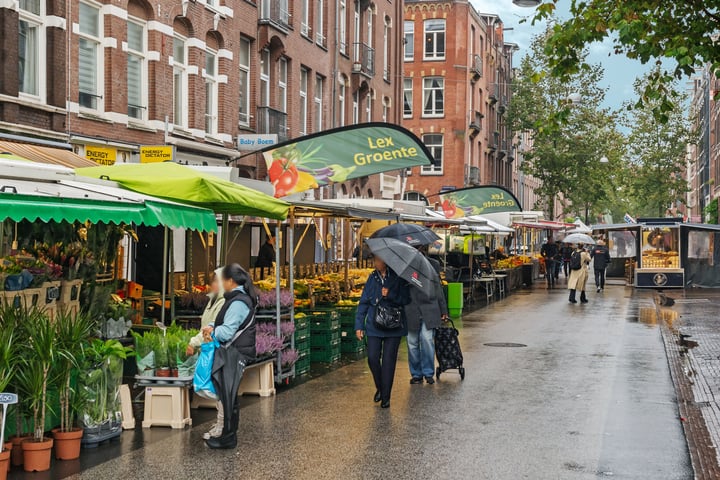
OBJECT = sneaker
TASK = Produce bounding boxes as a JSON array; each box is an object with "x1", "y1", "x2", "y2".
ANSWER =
[
  {"x1": 597, "y1": 287, "x2": 601, "y2": 293},
  {"x1": 410, "y1": 377, "x2": 423, "y2": 385},
  {"x1": 425, "y1": 376, "x2": 435, "y2": 385},
  {"x1": 203, "y1": 423, "x2": 223, "y2": 440}
]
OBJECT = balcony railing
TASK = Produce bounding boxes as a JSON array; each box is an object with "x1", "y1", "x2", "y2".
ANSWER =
[
  {"x1": 257, "y1": 106, "x2": 288, "y2": 142},
  {"x1": 352, "y1": 43, "x2": 375, "y2": 77},
  {"x1": 259, "y1": 1, "x2": 290, "y2": 30},
  {"x1": 471, "y1": 54, "x2": 483, "y2": 81}
]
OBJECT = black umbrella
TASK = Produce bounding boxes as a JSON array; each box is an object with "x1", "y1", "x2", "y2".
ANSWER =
[
  {"x1": 370, "y1": 223, "x2": 441, "y2": 246},
  {"x1": 211, "y1": 345, "x2": 246, "y2": 434},
  {"x1": 365, "y1": 237, "x2": 440, "y2": 290}
]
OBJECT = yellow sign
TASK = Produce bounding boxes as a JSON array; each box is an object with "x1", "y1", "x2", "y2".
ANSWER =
[
  {"x1": 84, "y1": 146, "x2": 116, "y2": 166},
  {"x1": 140, "y1": 145, "x2": 174, "y2": 163}
]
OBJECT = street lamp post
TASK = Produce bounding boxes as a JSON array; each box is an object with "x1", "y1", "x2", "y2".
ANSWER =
[{"x1": 512, "y1": 0, "x2": 542, "y2": 6}]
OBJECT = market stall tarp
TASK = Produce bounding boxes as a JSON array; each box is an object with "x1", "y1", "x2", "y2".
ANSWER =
[
  {"x1": 0, "y1": 141, "x2": 96, "y2": 168},
  {"x1": 77, "y1": 162, "x2": 289, "y2": 220},
  {"x1": 438, "y1": 186, "x2": 522, "y2": 218},
  {"x1": 260, "y1": 123, "x2": 433, "y2": 198},
  {"x1": 0, "y1": 178, "x2": 217, "y2": 231}
]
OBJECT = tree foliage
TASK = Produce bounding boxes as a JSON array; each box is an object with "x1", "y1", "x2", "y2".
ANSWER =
[{"x1": 530, "y1": 0, "x2": 720, "y2": 121}]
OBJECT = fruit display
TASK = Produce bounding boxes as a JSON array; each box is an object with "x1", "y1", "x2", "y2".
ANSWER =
[
  {"x1": 641, "y1": 251, "x2": 680, "y2": 269},
  {"x1": 494, "y1": 255, "x2": 533, "y2": 269}
]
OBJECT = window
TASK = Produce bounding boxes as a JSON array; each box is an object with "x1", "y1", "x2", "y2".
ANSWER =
[
  {"x1": 338, "y1": 79, "x2": 346, "y2": 126},
  {"x1": 352, "y1": 91, "x2": 359, "y2": 124},
  {"x1": 382, "y1": 97, "x2": 390, "y2": 122},
  {"x1": 366, "y1": 6, "x2": 373, "y2": 48},
  {"x1": 127, "y1": 19, "x2": 146, "y2": 121},
  {"x1": 205, "y1": 50, "x2": 218, "y2": 135},
  {"x1": 278, "y1": 57, "x2": 287, "y2": 113},
  {"x1": 365, "y1": 91, "x2": 372, "y2": 123},
  {"x1": 314, "y1": 75, "x2": 323, "y2": 131},
  {"x1": 172, "y1": 36, "x2": 188, "y2": 128},
  {"x1": 423, "y1": 19, "x2": 445, "y2": 60},
  {"x1": 261, "y1": 0, "x2": 289, "y2": 25},
  {"x1": 403, "y1": 21, "x2": 414, "y2": 61},
  {"x1": 403, "y1": 78, "x2": 413, "y2": 118},
  {"x1": 78, "y1": 2, "x2": 102, "y2": 110},
  {"x1": 353, "y1": 1, "x2": 360, "y2": 62},
  {"x1": 339, "y1": 0, "x2": 347, "y2": 54},
  {"x1": 421, "y1": 134, "x2": 443, "y2": 175},
  {"x1": 422, "y1": 77, "x2": 444, "y2": 117},
  {"x1": 299, "y1": 68, "x2": 308, "y2": 135},
  {"x1": 260, "y1": 49, "x2": 270, "y2": 106},
  {"x1": 383, "y1": 19, "x2": 390, "y2": 81},
  {"x1": 238, "y1": 38, "x2": 251, "y2": 127},
  {"x1": 18, "y1": 0, "x2": 44, "y2": 99},
  {"x1": 316, "y1": 0, "x2": 325, "y2": 45},
  {"x1": 300, "y1": 0, "x2": 310, "y2": 36}
]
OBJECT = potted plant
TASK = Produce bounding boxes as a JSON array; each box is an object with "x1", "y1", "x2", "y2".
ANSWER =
[
  {"x1": 14, "y1": 308, "x2": 55, "y2": 472},
  {"x1": 52, "y1": 310, "x2": 95, "y2": 461},
  {"x1": 153, "y1": 335, "x2": 170, "y2": 378},
  {"x1": 0, "y1": 320, "x2": 17, "y2": 479},
  {"x1": 132, "y1": 331, "x2": 156, "y2": 376}
]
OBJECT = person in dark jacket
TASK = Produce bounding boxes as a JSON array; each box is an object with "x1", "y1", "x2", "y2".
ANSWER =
[
  {"x1": 560, "y1": 243, "x2": 574, "y2": 277},
  {"x1": 405, "y1": 254, "x2": 448, "y2": 384},
  {"x1": 591, "y1": 240, "x2": 612, "y2": 292},
  {"x1": 255, "y1": 234, "x2": 276, "y2": 278},
  {"x1": 355, "y1": 256, "x2": 411, "y2": 408},
  {"x1": 203, "y1": 263, "x2": 257, "y2": 449},
  {"x1": 541, "y1": 238, "x2": 559, "y2": 288}
]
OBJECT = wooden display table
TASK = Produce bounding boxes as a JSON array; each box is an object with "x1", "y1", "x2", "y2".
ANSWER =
[
  {"x1": 135, "y1": 376, "x2": 193, "y2": 429},
  {"x1": 191, "y1": 358, "x2": 276, "y2": 409}
]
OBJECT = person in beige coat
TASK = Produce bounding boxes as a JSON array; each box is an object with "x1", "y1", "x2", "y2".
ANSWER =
[
  {"x1": 567, "y1": 244, "x2": 591, "y2": 304},
  {"x1": 186, "y1": 267, "x2": 226, "y2": 440}
]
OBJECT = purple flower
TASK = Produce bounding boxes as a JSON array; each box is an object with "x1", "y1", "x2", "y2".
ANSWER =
[
  {"x1": 255, "y1": 333, "x2": 285, "y2": 355},
  {"x1": 281, "y1": 349, "x2": 299, "y2": 367}
]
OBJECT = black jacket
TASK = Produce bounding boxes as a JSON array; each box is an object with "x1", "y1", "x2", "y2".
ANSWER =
[
  {"x1": 541, "y1": 242, "x2": 560, "y2": 260},
  {"x1": 214, "y1": 289, "x2": 256, "y2": 361},
  {"x1": 255, "y1": 242, "x2": 275, "y2": 268},
  {"x1": 590, "y1": 245, "x2": 612, "y2": 270}
]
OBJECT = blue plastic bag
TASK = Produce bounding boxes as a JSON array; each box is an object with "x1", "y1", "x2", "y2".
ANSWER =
[{"x1": 193, "y1": 340, "x2": 218, "y2": 400}]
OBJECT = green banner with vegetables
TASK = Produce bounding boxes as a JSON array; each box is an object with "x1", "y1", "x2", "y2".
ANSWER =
[
  {"x1": 261, "y1": 123, "x2": 433, "y2": 198},
  {"x1": 439, "y1": 186, "x2": 522, "y2": 218}
]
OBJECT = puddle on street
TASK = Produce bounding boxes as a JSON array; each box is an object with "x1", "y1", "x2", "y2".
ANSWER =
[{"x1": 633, "y1": 306, "x2": 679, "y2": 329}]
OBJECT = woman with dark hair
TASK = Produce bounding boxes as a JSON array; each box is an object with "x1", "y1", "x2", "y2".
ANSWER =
[
  {"x1": 355, "y1": 256, "x2": 411, "y2": 409},
  {"x1": 202, "y1": 263, "x2": 257, "y2": 449}
]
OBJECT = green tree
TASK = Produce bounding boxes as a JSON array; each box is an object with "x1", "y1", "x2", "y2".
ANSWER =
[
  {"x1": 509, "y1": 29, "x2": 627, "y2": 221},
  {"x1": 623, "y1": 69, "x2": 694, "y2": 217},
  {"x1": 530, "y1": 1, "x2": 719, "y2": 121}
]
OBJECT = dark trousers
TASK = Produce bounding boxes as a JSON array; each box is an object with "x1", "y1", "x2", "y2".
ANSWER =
[
  {"x1": 594, "y1": 268, "x2": 606, "y2": 289},
  {"x1": 563, "y1": 260, "x2": 570, "y2": 277},
  {"x1": 366, "y1": 336, "x2": 402, "y2": 403},
  {"x1": 545, "y1": 259, "x2": 556, "y2": 286}
]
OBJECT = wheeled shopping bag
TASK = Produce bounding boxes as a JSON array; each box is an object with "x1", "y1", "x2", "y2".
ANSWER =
[{"x1": 434, "y1": 319, "x2": 465, "y2": 380}]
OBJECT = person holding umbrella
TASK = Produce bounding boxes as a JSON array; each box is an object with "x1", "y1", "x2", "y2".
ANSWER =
[
  {"x1": 567, "y1": 243, "x2": 592, "y2": 304},
  {"x1": 202, "y1": 263, "x2": 257, "y2": 449},
  {"x1": 355, "y1": 254, "x2": 411, "y2": 409}
]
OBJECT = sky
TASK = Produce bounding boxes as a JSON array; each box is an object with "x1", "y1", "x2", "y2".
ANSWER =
[{"x1": 470, "y1": 0, "x2": 654, "y2": 112}]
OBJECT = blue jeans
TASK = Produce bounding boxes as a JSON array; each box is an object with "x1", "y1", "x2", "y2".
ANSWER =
[{"x1": 407, "y1": 322, "x2": 436, "y2": 378}]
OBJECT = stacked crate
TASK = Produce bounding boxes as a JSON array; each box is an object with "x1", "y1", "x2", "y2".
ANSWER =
[
  {"x1": 309, "y1": 310, "x2": 341, "y2": 363},
  {"x1": 294, "y1": 313, "x2": 311, "y2": 375},
  {"x1": 338, "y1": 307, "x2": 365, "y2": 354}
]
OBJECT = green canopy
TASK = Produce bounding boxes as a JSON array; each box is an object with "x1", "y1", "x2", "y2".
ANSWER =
[{"x1": 77, "y1": 162, "x2": 289, "y2": 220}]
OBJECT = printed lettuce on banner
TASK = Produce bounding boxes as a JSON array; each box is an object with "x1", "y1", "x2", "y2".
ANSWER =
[
  {"x1": 261, "y1": 123, "x2": 433, "y2": 198},
  {"x1": 439, "y1": 186, "x2": 522, "y2": 218}
]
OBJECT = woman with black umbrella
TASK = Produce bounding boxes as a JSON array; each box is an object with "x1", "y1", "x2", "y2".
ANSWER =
[
  {"x1": 202, "y1": 263, "x2": 257, "y2": 449},
  {"x1": 355, "y1": 255, "x2": 411, "y2": 409}
]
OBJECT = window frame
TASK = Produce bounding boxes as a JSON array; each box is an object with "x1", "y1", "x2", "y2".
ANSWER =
[
  {"x1": 339, "y1": 0, "x2": 347, "y2": 55},
  {"x1": 299, "y1": 67, "x2": 308, "y2": 135},
  {"x1": 403, "y1": 78, "x2": 413, "y2": 118},
  {"x1": 126, "y1": 17, "x2": 147, "y2": 122},
  {"x1": 314, "y1": 75, "x2": 324, "y2": 131},
  {"x1": 422, "y1": 76, "x2": 444, "y2": 118},
  {"x1": 18, "y1": 0, "x2": 45, "y2": 101},
  {"x1": 365, "y1": 91, "x2": 372, "y2": 123},
  {"x1": 300, "y1": 0, "x2": 310, "y2": 37},
  {"x1": 238, "y1": 37, "x2": 251, "y2": 127},
  {"x1": 259, "y1": 49, "x2": 271, "y2": 107},
  {"x1": 421, "y1": 133, "x2": 444, "y2": 175},
  {"x1": 172, "y1": 35, "x2": 189, "y2": 129},
  {"x1": 383, "y1": 19, "x2": 390, "y2": 81},
  {"x1": 423, "y1": 19, "x2": 446, "y2": 60},
  {"x1": 278, "y1": 57, "x2": 288, "y2": 113},
  {"x1": 338, "y1": 80, "x2": 346, "y2": 127},
  {"x1": 403, "y1": 20, "x2": 414, "y2": 62},
  {"x1": 204, "y1": 48, "x2": 219, "y2": 136},
  {"x1": 352, "y1": 90, "x2": 359, "y2": 124},
  {"x1": 316, "y1": 0, "x2": 325, "y2": 46},
  {"x1": 77, "y1": 1, "x2": 103, "y2": 112}
]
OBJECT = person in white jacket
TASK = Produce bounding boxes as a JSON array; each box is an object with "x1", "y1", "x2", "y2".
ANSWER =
[{"x1": 186, "y1": 267, "x2": 226, "y2": 439}]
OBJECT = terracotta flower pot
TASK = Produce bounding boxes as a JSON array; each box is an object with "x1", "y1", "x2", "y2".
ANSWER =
[
  {"x1": 2, "y1": 442, "x2": 10, "y2": 473},
  {"x1": 170, "y1": 368, "x2": 179, "y2": 377},
  {"x1": 0, "y1": 449, "x2": 9, "y2": 480},
  {"x1": 10, "y1": 435, "x2": 31, "y2": 467},
  {"x1": 52, "y1": 428, "x2": 83, "y2": 461},
  {"x1": 155, "y1": 367, "x2": 171, "y2": 377},
  {"x1": 21, "y1": 438, "x2": 53, "y2": 473}
]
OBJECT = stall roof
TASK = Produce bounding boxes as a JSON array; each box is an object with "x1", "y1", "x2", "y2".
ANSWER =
[
  {"x1": 0, "y1": 170, "x2": 217, "y2": 231},
  {"x1": 0, "y1": 141, "x2": 96, "y2": 168},
  {"x1": 291, "y1": 200, "x2": 400, "y2": 220},
  {"x1": 513, "y1": 220, "x2": 574, "y2": 231},
  {"x1": 77, "y1": 162, "x2": 289, "y2": 220}
]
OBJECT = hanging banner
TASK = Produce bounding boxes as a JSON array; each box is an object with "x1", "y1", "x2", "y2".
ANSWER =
[
  {"x1": 438, "y1": 186, "x2": 522, "y2": 218},
  {"x1": 260, "y1": 123, "x2": 433, "y2": 198}
]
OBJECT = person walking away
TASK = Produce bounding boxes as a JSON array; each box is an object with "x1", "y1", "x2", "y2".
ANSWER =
[
  {"x1": 541, "y1": 238, "x2": 559, "y2": 288},
  {"x1": 355, "y1": 256, "x2": 411, "y2": 408},
  {"x1": 591, "y1": 240, "x2": 612, "y2": 292},
  {"x1": 203, "y1": 264, "x2": 257, "y2": 449},
  {"x1": 255, "y1": 234, "x2": 276, "y2": 279},
  {"x1": 406, "y1": 251, "x2": 448, "y2": 385},
  {"x1": 560, "y1": 243, "x2": 574, "y2": 277},
  {"x1": 186, "y1": 268, "x2": 226, "y2": 440},
  {"x1": 568, "y1": 244, "x2": 592, "y2": 304}
]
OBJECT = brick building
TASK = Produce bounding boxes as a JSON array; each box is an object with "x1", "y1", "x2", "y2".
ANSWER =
[
  {"x1": 0, "y1": 0, "x2": 403, "y2": 197},
  {"x1": 401, "y1": 0, "x2": 517, "y2": 204}
]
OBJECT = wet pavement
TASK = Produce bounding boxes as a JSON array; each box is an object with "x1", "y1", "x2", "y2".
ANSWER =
[{"x1": 11, "y1": 282, "x2": 695, "y2": 480}]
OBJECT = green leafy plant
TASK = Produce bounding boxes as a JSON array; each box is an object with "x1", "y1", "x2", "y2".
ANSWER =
[{"x1": 79, "y1": 339, "x2": 132, "y2": 429}]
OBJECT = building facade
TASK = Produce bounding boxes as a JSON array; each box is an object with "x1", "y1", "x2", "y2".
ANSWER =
[
  {"x1": 0, "y1": 0, "x2": 403, "y2": 197},
  {"x1": 401, "y1": 0, "x2": 518, "y2": 204}
]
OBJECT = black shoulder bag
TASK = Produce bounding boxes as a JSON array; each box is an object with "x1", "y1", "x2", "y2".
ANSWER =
[{"x1": 372, "y1": 273, "x2": 403, "y2": 330}]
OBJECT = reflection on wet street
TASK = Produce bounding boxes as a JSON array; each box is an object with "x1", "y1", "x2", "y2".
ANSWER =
[{"x1": 35, "y1": 284, "x2": 695, "y2": 480}]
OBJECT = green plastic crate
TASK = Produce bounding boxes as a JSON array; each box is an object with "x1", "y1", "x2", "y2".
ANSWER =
[
  {"x1": 295, "y1": 356, "x2": 311, "y2": 375},
  {"x1": 310, "y1": 346, "x2": 341, "y2": 363},
  {"x1": 309, "y1": 310, "x2": 340, "y2": 331},
  {"x1": 310, "y1": 331, "x2": 341, "y2": 347},
  {"x1": 295, "y1": 338, "x2": 310, "y2": 354},
  {"x1": 294, "y1": 316, "x2": 309, "y2": 330},
  {"x1": 294, "y1": 325, "x2": 310, "y2": 343},
  {"x1": 341, "y1": 342, "x2": 366, "y2": 354}
]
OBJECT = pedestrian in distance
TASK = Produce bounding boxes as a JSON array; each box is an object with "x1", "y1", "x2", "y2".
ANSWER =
[
  {"x1": 355, "y1": 256, "x2": 411, "y2": 409},
  {"x1": 254, "y1": 233, "x2": 276, "y2": 279},
  {"x1": 541, "y1": 238, "x2": 560, "y2": 288},
  {"x1": 560, "y1": 243, "x2": 574, "y2": 277},
  {"x1": 203, "y1": 264, "x2": 257, "y2": 449},
  {"x1": 405, "y1": 250, "x2": 448, "y2": 385},
  {"x1": 567, "y1": 243, "x2": 591, "y2": 304},
  {"x1": 186, "y1": 268, "x2": 226, "y2": 441},
  {"x1": 591, "y1": 240, "x2": 612, "y2": 292}
]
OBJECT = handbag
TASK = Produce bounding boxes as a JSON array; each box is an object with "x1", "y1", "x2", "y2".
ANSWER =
[{"x1": 374, "y1": 300, "x2": 403, "y2": 330}]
